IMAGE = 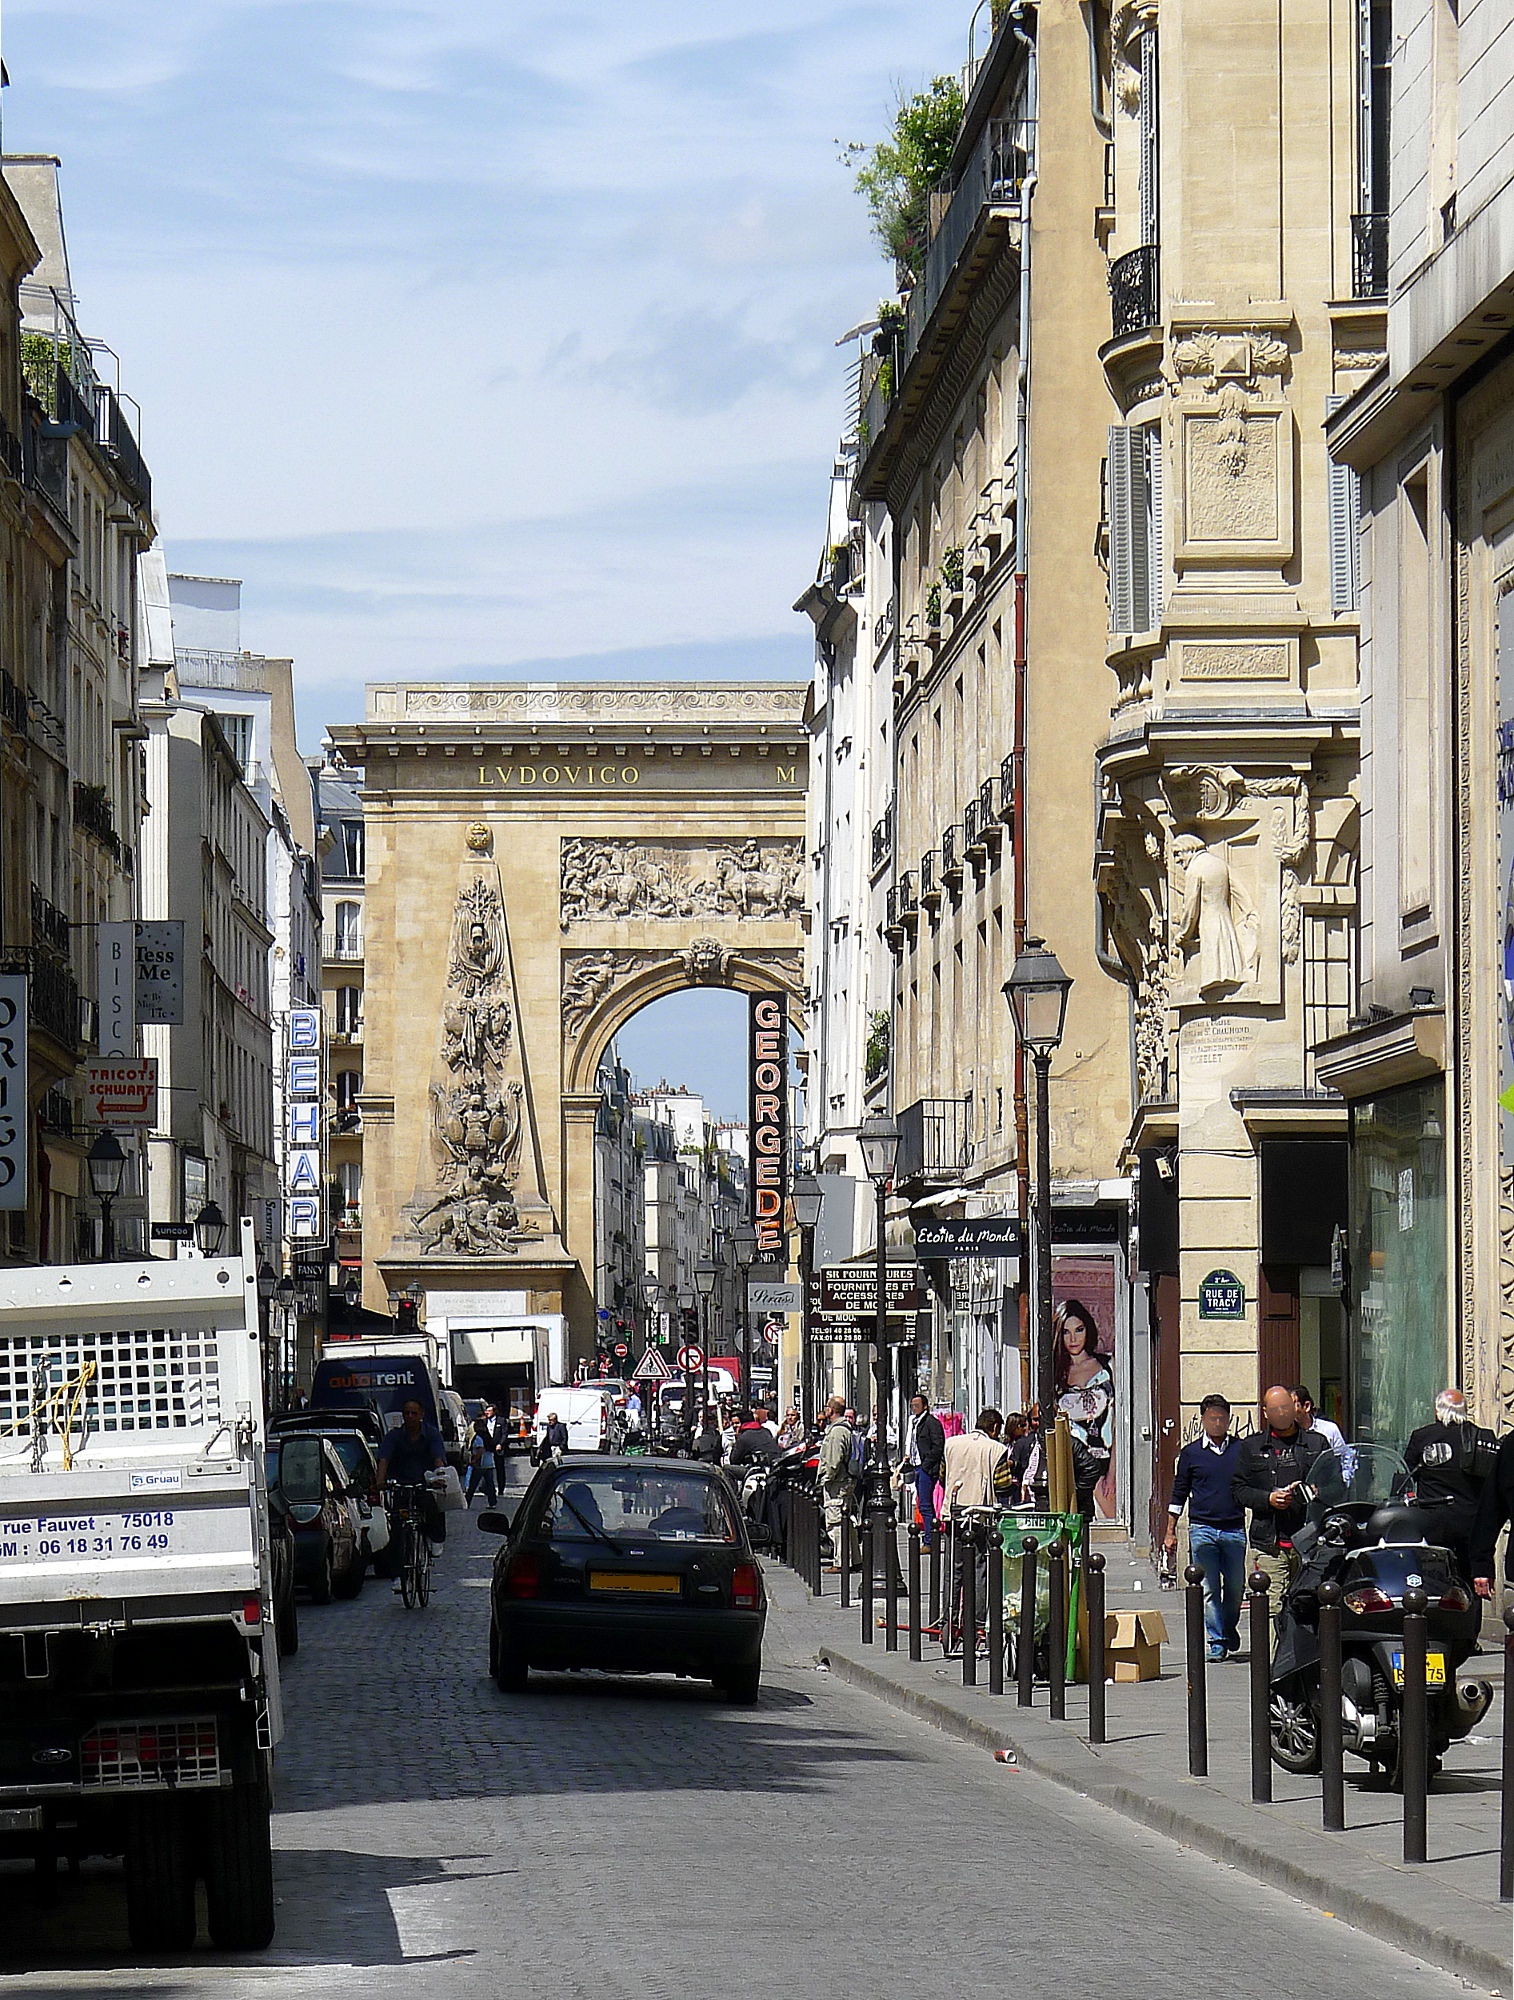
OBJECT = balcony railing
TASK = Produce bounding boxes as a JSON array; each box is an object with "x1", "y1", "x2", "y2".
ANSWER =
[
  {"x1": 0, "y1": 413, "x2": 22, "y2": 486},
  {"x1": 997, "y1": 755, "x2": 1016, "y2": 822},
  {"x1": 896, "y1": 1095, "x2": 975, "y2": 1182},
  {"x1": 1351, "y1": 213, "x2": 1388, "y2": 299},
  {"x1": 30, "y1": 887, "x2": 70, "y2": 955},
  {"x1": 94, "y1": 387, "x2": 151, "y2": 511},
  {"x1": 870, "y1": 804, "x2": 893, "y2": 874},
  {"x1": 73, "y1": 781, "x2": 121, "y2": 859},
  {"x1": 0, "y1": 947, "x2": 81, "y2": 1052},
  {"x1": 941, "y1": 823, "x2": 962, "y2": 886},
  {"x1": 963, "y1": 798, "x2": 984, "y2": 858},
  {"x1": 1109, "y1": 243, "x2": 1160, "y2": 339},
  {"x1": 919, "y1": 848, "x2": 941, "y2": 908},
  {"x1": 0, "y1": 669, "x2": 28, "y2": 737},
  {"x1": 328, "y1": 939, "x2": 364, "y2": 962}
]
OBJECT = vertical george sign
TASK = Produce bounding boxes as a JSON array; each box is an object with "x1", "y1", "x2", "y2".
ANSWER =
[
  {"x1": 97, "y1": 923, "x2": 135, "y2": 1057},
  {"x1": 748, "y1": 992, "x2": 789, "y2": 1263},
  {"x1": 284, "y1": 1006, "x2": 324, "y2": 1242},
  {"x1": 0, "y1": 974, "x2": 26, "y2": 1210}
]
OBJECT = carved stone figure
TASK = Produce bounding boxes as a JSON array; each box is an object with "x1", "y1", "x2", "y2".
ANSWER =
[
  {"x1": 682, "y1": 938, "x2": 730, "y2": 984},
  {"x1": 559, "y1": 837, "x2": 805, "y2": 927},
  {"x1": 562, "y1": 951, "x2": 629, "y2": 1039},
  {"x1": 1175, "y1": 837, "x2": 1258, "y2": 996}
]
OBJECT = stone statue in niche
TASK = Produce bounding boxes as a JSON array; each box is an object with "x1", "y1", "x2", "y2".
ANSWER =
[{"x1": 1174, "y1": 836, "x2": 1259, "y2": 997}]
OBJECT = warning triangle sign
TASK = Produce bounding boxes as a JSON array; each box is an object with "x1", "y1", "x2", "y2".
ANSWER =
[{"x1": 631, "y1": 1346, "x2": 672, "y2": 1382}]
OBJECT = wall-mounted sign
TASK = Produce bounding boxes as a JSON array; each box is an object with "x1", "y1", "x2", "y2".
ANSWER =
[
  {"x1": 83, "y1": 1056, "x2": 159, "y2": 1130},
  {"x1": 748, "y1": 994, "x2": 789, "y2": 1262},
  {"x1": 151, "y1": 1221, "x2": 195, "y2": 1243},
  {"x1": 913, "y1": 1216, "x2": 1023, "y2": 1258},
  {"x1": 133, "y1": 921, "x2": 184, "y2": 1025},
  {"x1": 808, "y1": 1266, "x2": 920, "y2": 1316},
  {"x1": 0, "y1": 974, "x2": 25, "y2": 1211},
  {"x1": 1197, "y1": 1268, "x2": 1246, "y2": 1320},
  {"x1": 748, "y1": 1280, "x2": 802, "y2": 1315},
  {"x1": 97, "y1": 923, "x2": 135, "y2": 1057},
  {"x1": 284, "y1": 1006, "x2": 324, "y2": 1241}
]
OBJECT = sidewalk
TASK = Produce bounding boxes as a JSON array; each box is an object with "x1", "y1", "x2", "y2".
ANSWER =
[{"x1": 767, "y1": 1543, "x2": 1513, "y2": 1992}]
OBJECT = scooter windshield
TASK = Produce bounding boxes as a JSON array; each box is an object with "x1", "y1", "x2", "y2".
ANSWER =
[{"x1": 1303, "y1": 1441, "x2": 1408, "y2": 1524}]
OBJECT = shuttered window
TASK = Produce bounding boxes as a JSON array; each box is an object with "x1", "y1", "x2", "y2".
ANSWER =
[
  {"x1": 1139, "y1": 28, "x2": 1160, "y2": 247},
  {"x1": 1108, "y1": 423, "x2": 1162, "y2": 635},
  {"x1": 1326, "y1": 394, "x2": 1360, "y2": 614}
]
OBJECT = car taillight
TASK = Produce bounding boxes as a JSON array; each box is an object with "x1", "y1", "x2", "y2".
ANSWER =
[
  {"x1": 506, "y1": 1553, "x2": 540, "y2": 1600},
  {"x1": 732, "y1": 1562, "x2": 760, "y2": 1609},
  {"x1": 1342, "y1": 1585, "x2": 1395, "y2": 1616},
  {"x1": 1439, "y1": 1584, "x2": 1472, "y2": 1612}
]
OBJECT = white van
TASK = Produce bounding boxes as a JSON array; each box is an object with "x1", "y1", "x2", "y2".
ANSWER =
[{"x1": 532, "y1": 1386, "x2": 615, "y2": 1457}]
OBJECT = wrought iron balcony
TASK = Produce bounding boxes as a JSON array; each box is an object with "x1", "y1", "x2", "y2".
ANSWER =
[
  {"x1": 72, "y1": 781, "x2": 121, "y2": 859},
  {"x1": 941, "y1": 823, "x2": 962, "y2": 887},
  {"x1": 998, "y1": 755, "x2": 1016, "y2": 822},
  {"x1": 0, "y1": 413, "x2": 22, "y2": 486},
  {"x1": 1351, "y1": 213, "x2": 1388, "y2": 299},
  {"x1": 870, "y1": 803, "x2": 893, "y2": 874},
  {"x1": 95, "y1": 387, "x2": 151, "y2": 511},
  {"x1": 0, "y1": 669, "x2": 28, "y2": 737},
  {"x1": 896, "y1": 1095, "x2": 976, "y2": 1183},
  {"x1": 0, "y1": 946, "x2": 81, "y2": 1053},
  {"x1": 919, "y1": 848, "x2": 941, "y2": 909},
  {"x1": 963, "y1": 798, "x2": 985, "y2": 859},
  {"x1": 1109, "y1": 243, "x2": 1160, "y2": 339},
  {"x1": 30, "y1": 887, "x2": 69, "y2": 955}
]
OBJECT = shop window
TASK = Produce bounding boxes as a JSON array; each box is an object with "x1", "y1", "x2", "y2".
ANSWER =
[{"x1": 1348, "y1": 1078, "x2": 1447, "y2": 1447}]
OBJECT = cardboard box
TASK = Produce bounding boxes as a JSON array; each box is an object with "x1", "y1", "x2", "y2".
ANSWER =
[{"x1": 1105, "y1": 1607, "x2": 1168, "y2": 1682}]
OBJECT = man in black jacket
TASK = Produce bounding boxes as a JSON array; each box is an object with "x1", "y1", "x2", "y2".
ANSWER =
[
  {"x1": 904, "y1": 1394, "x2": 947, "y2": 1549},
  {"x1": 1407, "y1": 1388, "x2": 1496, "y2": 1576},
  {"x1": 729, "y1": 1410, "x2": 781, "y2": 1468},
  {"x1": 1230, "y1": 1385, "x2": 1327, "y2": 1654},
  {"x1": 1472, "y1": 1420, "x2": 1514, "y2": 1603}
]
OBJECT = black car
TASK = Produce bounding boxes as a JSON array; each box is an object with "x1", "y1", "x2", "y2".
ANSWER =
[
  {"x1": 265, "y1": 1482, "x2": 299, "y2": 1657},
  {"x1": 272, "y1": 1417, "x2": 389, "y2": 1574},
  {"x1": 480, "y1": 1455, "x2": 766, "y2": 1702},
  {"x1": 267, "y1": 1434, "x2": 364, "y2": 1604}
]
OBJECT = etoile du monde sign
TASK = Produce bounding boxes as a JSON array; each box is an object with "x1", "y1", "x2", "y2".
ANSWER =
[{"x1": 748, "y1": 994, "x2": 789, "y2": 1262}]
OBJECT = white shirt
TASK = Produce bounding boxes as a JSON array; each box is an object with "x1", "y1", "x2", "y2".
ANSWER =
[{"x1": 1309, "y1": 1415, "x2": 1347, "y2": 1453}]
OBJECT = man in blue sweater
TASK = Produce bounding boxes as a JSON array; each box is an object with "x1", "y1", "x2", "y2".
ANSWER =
[{"x1": 1165, "y1": 1394, "x2": 1246, "y2": 1661}]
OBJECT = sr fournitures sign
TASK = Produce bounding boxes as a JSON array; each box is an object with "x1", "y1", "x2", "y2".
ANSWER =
[{"x1": 748, "y1": 994, "x2": 789, "y2": 1261}]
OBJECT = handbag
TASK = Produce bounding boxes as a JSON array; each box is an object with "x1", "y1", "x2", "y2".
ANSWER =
[{"x1": 437, "y1": 1465, "x2": 466, "y2": 1512}]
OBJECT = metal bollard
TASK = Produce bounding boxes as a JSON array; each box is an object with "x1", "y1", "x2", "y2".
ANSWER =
[
  {"x1": 1318, "y1": 1579, "x2": 1345, "y2": 1832},
  {"x1": 1048, "y1": 1538, "x2": 1066, "y2": 1722},
  {"x1": 987, "y1": 1522, "x2": 1004, "y2": 1696},
  {"x1": 1249, "y1": 1570, "x2": 1272, "y2": 1803},
  {"x1": 1017, "y1": 1536, "x2": 1039, "y2": 1708},
  {"x1": 928, "y1": 1527, "x2": 941, "y2": 1633},
  {"x1": 840, "y1": 1509, "x2": 852, "y2": 1609},
  {"x1": 1184, "y1": 1563, "x2": 1208, "y2": 1777},
  {"x1": 961, "y1": 1524, "x2": 978, "y2": 1688},
  {"x1": 908, "y1": 1520, "x2": 922, "y2": 1663},
  {"x1": 809, "y1": 1491, "x2": 821, "y2": 1594},
  {"x1": 1086, "y1": 1552, "x2": 1107, "y2": 1744},
  {"x1": 860, "y1": 1519, "x2": 874, "y2": 1645},
  {"x1": 1401, "y1": 1584, "x2": 1429, "y2": 1864},
  {"x1": 1500, "y1": 1606, "x2": 1514, "y2": 1900},
  {"x1": 884, "y1": 1512, "x2": 899, "y2": 1652}
]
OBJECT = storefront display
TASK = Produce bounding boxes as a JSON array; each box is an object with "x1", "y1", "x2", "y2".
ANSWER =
[{"x1": 1349, "y1": 1079, "x2": 1447, "y2": 1446}]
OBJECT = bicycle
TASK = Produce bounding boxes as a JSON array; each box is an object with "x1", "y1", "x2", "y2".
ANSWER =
[{"x1": 386, "y1": 1481, "x2": 434, "y2": 1609}]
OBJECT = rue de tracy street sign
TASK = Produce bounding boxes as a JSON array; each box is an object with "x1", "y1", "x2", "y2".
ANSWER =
[{"x1": 1197, "y1": 1268, "x2": 1246, "y2": 1320}]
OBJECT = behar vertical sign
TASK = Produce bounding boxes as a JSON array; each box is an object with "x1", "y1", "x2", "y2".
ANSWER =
[{"x1": 748, "y1": 993, "x2": 788, "y2": 1263}]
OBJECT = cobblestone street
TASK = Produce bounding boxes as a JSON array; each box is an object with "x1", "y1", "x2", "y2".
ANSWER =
[{"x1": 0, "y1": 1486, "x2": 1487, "y2": 2000}]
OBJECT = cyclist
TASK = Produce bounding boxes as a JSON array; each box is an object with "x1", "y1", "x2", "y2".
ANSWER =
[{"x1": 377, "y1": 1398, "x2": 448, "y2": 1555}]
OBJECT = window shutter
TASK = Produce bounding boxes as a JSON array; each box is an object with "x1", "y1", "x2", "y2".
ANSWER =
[
  {"x1": 1145, "y1": 423, "x2": 1163, "y2": 632},
  {"x1": 1139, "y1": 28, "x2": 1160, "y2": 247},
  {"x1": 1108, "y1": 426, "x2": 1141, "y2": 634},
  {"x1": 1326, "y1": 394, "x2": 1360, "y2": 615}
]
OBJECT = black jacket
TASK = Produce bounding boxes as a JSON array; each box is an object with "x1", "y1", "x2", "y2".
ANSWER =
[
  {"x1": 691, "y1": 1426, "x2": 724, "y2": 1464},
  {"x1": 729, "y1": 1424, "x2": 780, "y2": 1467},
  {"x1": 913, "y1": 1412, "x2": 946, "y2": 1476},
  {"x1": 1230, "y1": 1425, "x2": 1329, "y2": 1552},
  {"x1": 1406, "y1": 1420, "x2": 1497, "y2": 1510},
  {"x1": 1472, "y1": 1433, "x2": 1514, "y2": 1580},
  {"x1": 543, "y1": 1421, "x2": 569, "y2": 1452}
]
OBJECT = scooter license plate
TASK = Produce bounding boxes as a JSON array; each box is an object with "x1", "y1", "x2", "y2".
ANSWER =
[{"x1": 1390, "y1": 1651, "x2": 1447, "y2": 1687}]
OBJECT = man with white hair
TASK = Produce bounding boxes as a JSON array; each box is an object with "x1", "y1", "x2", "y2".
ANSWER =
[{"x1": 1408, "y1": 1388, "x2": 1497, "y2": 1577}]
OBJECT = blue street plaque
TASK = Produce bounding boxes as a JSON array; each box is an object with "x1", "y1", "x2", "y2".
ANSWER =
[{"x1": 1198, "y1": 1268, "x2": 1245, "y2": 1319}]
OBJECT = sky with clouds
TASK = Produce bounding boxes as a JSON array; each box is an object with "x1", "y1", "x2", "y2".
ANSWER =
[
  {"x1": 1, "y1": 0, "x2": 958, "y2": 1115},
  {"x1": 1, "y1": 0, "x2": 956, "y2": 740}
]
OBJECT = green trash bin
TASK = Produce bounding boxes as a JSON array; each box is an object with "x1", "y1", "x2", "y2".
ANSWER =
[{"x1": 999, "y1": 1510, "x2": 1083, "y2": 1669}]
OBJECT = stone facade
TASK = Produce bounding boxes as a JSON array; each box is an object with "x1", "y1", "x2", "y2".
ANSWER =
[{"x1": 330, "y1": 682, "x2": 806, "y2": 1362}]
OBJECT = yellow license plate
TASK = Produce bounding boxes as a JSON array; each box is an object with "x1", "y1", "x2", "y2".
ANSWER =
[
  {"x1": 589, "y1": 1572, "x2": 680, "y2": 1595},
  {"x1": 1391, "y1": 1651, "x2": 1447, "y2": 1687}
]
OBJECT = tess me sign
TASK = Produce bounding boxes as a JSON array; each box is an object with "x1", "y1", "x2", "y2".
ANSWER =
[
  {"x1": 748, "y1": 994, "x2": 788, "y2": 1262},
  {"x1": 1197, "y1": 1269, "x2": 1246, "y2": 1320}
]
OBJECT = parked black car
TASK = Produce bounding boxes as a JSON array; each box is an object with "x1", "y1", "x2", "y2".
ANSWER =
[
  {"x1": 266, "y1": 1481, "x2": 299, "y2": 1657},
  {"x1": 267, "y1": 1434, "x2": 364, "y2": 1604},
  {"x1": 480, "y1": 1455, "x2": 766, "y2": 1702},
  {"x1": 272, "y1": 1416, "x2": 388, "y2": 1575}
]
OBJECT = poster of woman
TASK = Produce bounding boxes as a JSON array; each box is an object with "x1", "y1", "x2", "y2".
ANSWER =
[{"x1": 1051, "y1": 1281, "x2": 1117, "y2": 1518}]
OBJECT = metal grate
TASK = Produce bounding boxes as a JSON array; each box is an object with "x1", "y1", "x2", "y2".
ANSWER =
[
  {"x1": 81, "y1": 1717, "x2": 221, "y2": 1790},
  {"x1": 0, "y1": 1326, "x2": 223, "y2": 1436}
]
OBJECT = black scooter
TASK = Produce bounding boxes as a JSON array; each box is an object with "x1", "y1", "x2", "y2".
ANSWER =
[{"x1": 1269, "y1": 1445, "x2": 1492, "y2": 1787}]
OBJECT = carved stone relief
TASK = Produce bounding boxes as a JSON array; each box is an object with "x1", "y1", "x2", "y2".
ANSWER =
[
  {"x1": 560, "y1": 837, "x2": 803, "y2": 928},
  {"x1": 1184, "y1": 409, "x2": 1280, "y2": 542},
  {"x1": 1168, "y1": 329, "x2": 1291, "y2": 396}
]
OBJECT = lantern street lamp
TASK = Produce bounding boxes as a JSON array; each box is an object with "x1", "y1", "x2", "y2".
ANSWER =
[
  {"x1": 86, "y1": 1130, "x2": 128, "y2": 1262},
  {"x1": 1003, "y1": 936, "x2": 1073, "y2": 1494},
  {"x1": 791, "y1": 1170, "x2": 824, "y2": 1429},
  {"x1": 193, "y1": 1200, "x2": 226, "y2": 1258}
]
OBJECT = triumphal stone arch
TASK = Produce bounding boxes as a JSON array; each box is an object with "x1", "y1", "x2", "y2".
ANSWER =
[{"x1": 329, "y1": 681, "x2": 807, "y2": 1363}]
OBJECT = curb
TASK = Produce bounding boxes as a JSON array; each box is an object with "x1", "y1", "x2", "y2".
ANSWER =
[{"x1": 817, "y1": 1643, "x2": 1513, "y2": 1994}]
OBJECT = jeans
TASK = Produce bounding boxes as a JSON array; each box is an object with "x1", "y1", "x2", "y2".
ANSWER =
[
  {"x1": 1188, "y1": 1523, "x2": 1247, "y2": 1653},
  {"x1": 466, "y1": 1458, "x2": 498, "y2": 1507},
  {"x1": 914, "y1": 1466, "x2": 940, "y2": 1548}
]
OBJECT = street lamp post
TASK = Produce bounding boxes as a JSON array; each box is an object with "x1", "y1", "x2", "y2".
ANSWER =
[
  {"x1": 194, "y1": 1201, "x2": 226, "y2": 1258},
  {"x1": 695, "y1": 1258, "x2": 717, "y2": 1428},
  {"x1": 86, "y1": 1131, "x2": 128, "y2": 1262},
  {"x1": 256, "y1": 1261, "x2": 276, "y2": 1412},
  {"x1": 1003, "y1": 936, "x2": 1073, "y2": 1497},
  {"x1": 731, "y1": 1220, "x2": 758, "y2": 1409},
  {"x1": 858, "y1": 1110, "x2": 901, "y2": 1585},
  {"x1": 276, "y1": 1275, "x2": 296, "y2": 1411},
  {"x1": 791, "y1": 1170, "x2": 824, "y2": 1431}
]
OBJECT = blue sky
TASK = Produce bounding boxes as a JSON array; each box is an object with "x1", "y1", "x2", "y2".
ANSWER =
[
  {"x1": 1, "y1": 0, "x2": 952, "y2": 1111},
  {"x1": 1, "y1": 0, "x2": 953, "y2": 739}
]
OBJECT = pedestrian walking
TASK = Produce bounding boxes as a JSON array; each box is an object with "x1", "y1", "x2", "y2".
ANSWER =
[
  {"x1": 942, "y1": 1410, "x2": 1008, "y2": 1647},
  {"x1": 1165, "y1": 1393, "x2": 1245, "y2": 1660},
  {"x1": 692, "y1": 1408, "x2": 724, "y2": 1464},
  {"x1": 816, "y1": 1397, "x2": 855, "y2": 1571},
  {"x1": 902, "y1": 1393, "x2": 946, "y2": 1550},
  {"x1": 466, "y1": 1403, "x2": 504, "y2": 1508},
  {"x1": 1291, "y1": 1386, "x2": 1347, "y2": 1455},
  {"x1": 1230, "y1": 1385, "x2": 1326, "y2": 1654}
]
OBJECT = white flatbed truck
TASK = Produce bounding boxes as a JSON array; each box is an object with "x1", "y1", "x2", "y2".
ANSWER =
[{"x1": 0, "y1": 1221, "x2": 280, "y2": 1950}]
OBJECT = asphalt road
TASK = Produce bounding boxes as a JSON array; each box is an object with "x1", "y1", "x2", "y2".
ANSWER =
[{"x1": 0, "y1": 1462, "x2": 1485, "y2": 1998}]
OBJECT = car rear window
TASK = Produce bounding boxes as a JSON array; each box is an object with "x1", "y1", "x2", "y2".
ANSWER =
[
  {"x1": 323, "y1": 1435, "x2": 369, "y2": 1481},
  {"x1": 544, "y1": 1467, "x2": 738, "y2": 1544},
  {"x1": 280, "y1": 1435, "x2": 328, "y2": 1506}
]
